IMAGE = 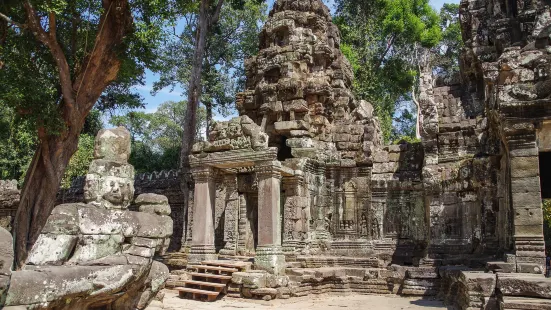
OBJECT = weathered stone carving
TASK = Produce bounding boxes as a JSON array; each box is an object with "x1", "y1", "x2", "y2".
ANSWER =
[
  {"x1": 0, "y1": 127, "x2": 173, "y2": 309},
  {"x1": 47, "y1": 3, "x2": 551, "y2": 307},
  {"x1": 0, "y1": 180, "x2": 19, "y2": 232}
]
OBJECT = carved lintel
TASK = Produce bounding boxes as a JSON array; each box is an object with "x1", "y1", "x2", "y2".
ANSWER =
[
  {"x1": 256, "y1": 161, "x2": 282, "y2": 180},
  {"x1": 191, "y1": 166, "x2": 214, "y2": 183}
]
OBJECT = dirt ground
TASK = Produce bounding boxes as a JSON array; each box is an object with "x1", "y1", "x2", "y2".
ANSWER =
[{"x1": 146, "y1": 290, "x2": 452, "y2": 310}]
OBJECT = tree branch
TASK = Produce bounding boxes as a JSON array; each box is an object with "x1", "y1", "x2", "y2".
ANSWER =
[
  {"x1": 210, "y1": 0, "x2": 225, "y2": 25},
  {"x1": 23, "y1": 1, "x2": 76, "y2": 115},
  {"x1": 48, "y1": 11, "x2": 56, "y2": 41},
  {"x1": 0, "y1": 12, "x2": 26, "y2": 29},
  {"x1": 73, "y1": 0, "x2": 132, "y2": 118},
  {"x1": 37, "y1": 127, "x2": 57, "y2": 182},
  {"x1": 373, "y1": 33, "x2": 396, "y2": 71}
]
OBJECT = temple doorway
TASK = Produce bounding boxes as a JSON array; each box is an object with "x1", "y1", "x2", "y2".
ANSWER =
[
  {"x1": 241, "y1": 193, "x2": 258, "y2": 256},
  {"x1": 539, "y1": 152, "x2": 551, "y2": 254}
]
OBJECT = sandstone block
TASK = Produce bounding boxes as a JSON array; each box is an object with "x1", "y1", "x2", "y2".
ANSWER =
[
  {"x1": 498, "y1": 274, "x2": 551, "y2": 298},
  {"x1": 27, "y1": 234, "x2": 77, "y2": 266},
  {"x1": 135, "y1": 193, "x2": 168, "y2": 205},
  {"x1": 232, "y1": 271, "x2": 267, "y2": 288}
]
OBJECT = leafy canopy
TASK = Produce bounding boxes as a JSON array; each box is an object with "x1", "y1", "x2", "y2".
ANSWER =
[
  {"x1": 153, "y1": 0, "x2": 267, "y2": 119},
  {"x1": 110, "y1": 100, "x2": 206, "y2": 173},
  {"x1": 334, "y1": 0, "x2": 442, "y2": 142}
]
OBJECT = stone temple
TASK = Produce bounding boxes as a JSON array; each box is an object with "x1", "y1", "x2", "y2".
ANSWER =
[{"x1": 2, "y1": 0, "x2": 551, "y2": 308}]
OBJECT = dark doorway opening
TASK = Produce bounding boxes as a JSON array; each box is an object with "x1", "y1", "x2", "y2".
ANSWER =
[
  {"x1": 539, "y1": 152, "x2": 551, "y2": 198},
  {"x1": 277, "y1": 136, "x2": 293, "y2": 161},
  {"x1": 539, "y1": 152, "x2": 551, "y2": 256}
]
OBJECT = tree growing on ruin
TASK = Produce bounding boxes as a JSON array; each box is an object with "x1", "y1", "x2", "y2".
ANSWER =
[
  {"x1": 154, "y1": 0, "x2": 267, "y2": 136},
  {"x1": 334, "y1": 0, "x2": 442, "y2": 142},
  {"x1": 0, "y1": 0, "x2": 179, "y2": 268},
  {"x1": 153, "y1": 0, "x2": 265, "y2": 248}
]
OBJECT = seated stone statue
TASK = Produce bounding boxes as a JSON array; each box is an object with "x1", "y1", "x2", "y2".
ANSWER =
[{"x1": 0, "y1": 127, "x2": 173, "y2": 309}]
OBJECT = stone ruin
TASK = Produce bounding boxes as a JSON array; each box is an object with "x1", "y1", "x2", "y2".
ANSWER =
[
  {"x1": 176, "y1": 0, "x2": 551, "y2": 308},
  {"x1": 0, "y1": 180, "x2": 19, "y2": 232},
  {"x1": 0, "y1": 127, "x2": 173, "y2": 309},
  {"x1": 2, "y1": 0, "x2": 551, "y2": 308}
]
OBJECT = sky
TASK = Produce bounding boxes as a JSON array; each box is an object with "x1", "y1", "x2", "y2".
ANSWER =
[{"x1": 131, "y1": 0, "x2": 459, "y2": 123}]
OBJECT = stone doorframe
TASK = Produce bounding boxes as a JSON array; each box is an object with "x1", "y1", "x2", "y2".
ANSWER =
[{"x1": 189, "y1": 148, "x2": 293, "y2": 275}]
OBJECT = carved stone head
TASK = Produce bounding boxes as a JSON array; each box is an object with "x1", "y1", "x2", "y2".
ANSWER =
[{"x1": 83, "y1": 127, "x2": 135, "y2": 209}]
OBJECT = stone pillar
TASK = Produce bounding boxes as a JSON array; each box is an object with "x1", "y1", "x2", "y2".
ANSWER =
[
  {"x1": 189, "y1": 166, "x2": 217, "y2": 263},
  {"x1": 507, "y1": 133, "x2": 545, "y2": 274},
  {"x1": 254, "y1": 161, "x2": 285, "y2": 275}
]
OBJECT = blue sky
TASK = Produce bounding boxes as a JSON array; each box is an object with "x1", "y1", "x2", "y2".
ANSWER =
[{"x1": 132, "y1": 0, "x2": 459, "y2": 122}]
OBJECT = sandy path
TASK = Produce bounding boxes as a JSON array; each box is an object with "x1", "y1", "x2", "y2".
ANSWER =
[{"x1": 147, "y1": 290, "x2": 451, "y2": 310}]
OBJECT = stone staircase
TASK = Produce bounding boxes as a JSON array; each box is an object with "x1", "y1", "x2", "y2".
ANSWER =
[{"x1": 175, "y1": 260, "x2": 251, "y2": 302}]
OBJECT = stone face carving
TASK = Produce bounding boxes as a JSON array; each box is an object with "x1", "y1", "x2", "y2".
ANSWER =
[
  {"x1": 49, "y1": 0, "x2": 551, "y2": 291},
  {"x1": 0, "y1": 127, "x2": 173, "y2": 309}
]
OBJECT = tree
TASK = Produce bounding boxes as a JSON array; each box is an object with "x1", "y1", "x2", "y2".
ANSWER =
[
  {"x1": 154, "y1": 0, "x2": 267, "y2": 136},
  {"x1": 434, "y1": 3, "x2": 462, "y2": 77},
  {"x1": 334, "y1": 0, "x2": 442, "y2": 142},
  {"x1": 154, "y1": 0, "x2": 264, "y2": 248},
  {"x1": 0, "y1": 0, "x2": 178, "y2": 268},
  {"x1": 61, "y1": 134, "x2": 95, "y2": 188},
  {"x1": 110, "y1": 100, "x2": 206, "y2": 173},
  {"x1": 0, "y1": 105, "x2": 35, "y2": 183}
]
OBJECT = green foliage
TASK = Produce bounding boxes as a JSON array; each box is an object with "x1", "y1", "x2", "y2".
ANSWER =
[
  {"x1": 0, "y1": 0, "x2": 181, "y2": 133},
  {"x1": 0, "y1": 0, "x2": 189, "y2": 189},
  {"x1": 543, "y1": 200, "x2": 551, "y2": 227},
  {"x1": 110, "y1": 100, "x2": 206, "y2": 173},
  {"x1": 0, "y1": 105, "x2": 36, "y2": 183},
  {"x1": 433, "y1": 3, "x2": 463, "y2": 76},
  {"x1": 334, "y1": 0, "x2": 444, "y2": 142},
  {"x1": 153, "y1": 0, "x2": 267, "y2": 117},
  {"x1": 543, "y1": 200, "x2": 551, "y2": 253},
  {"x1": 61, "y1": 134, "x2": 95, "y2": 188}
]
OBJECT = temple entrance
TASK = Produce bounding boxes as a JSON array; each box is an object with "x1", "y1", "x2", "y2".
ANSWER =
[
  {"x1": 236, "y1": 183, "x2": 258, "y2": 257},
  {"x1": 277, "y1": 136, "x2": 293, "y2": 161},
  {"x1": 243, "y1": 193, "x2": 258, "y2": 256},
  {"x1": 539, "y1": 152, "x2": 551, "y2": 253},
  {"x1": 539, "y1": 152, "x2": 551, "y2": 199}
]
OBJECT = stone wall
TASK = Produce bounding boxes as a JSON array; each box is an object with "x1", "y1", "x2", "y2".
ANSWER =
[
  {"x1": 422, "y1": 76, "x2": 505, "y2": 263},
  {"x1": 58, "y1": 170, "x2": 192, "y2": 253},
  {"x1": 459, "y1": 0, "x2": 551, "y2": 272},
  {"x1": 0, "y1": 180, "x2": 19, "y2": 232}
]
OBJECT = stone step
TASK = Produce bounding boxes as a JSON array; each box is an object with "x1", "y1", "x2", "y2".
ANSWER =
[
  {"x1": 188, "y1": 264, "x2": 238, "y2": 273},
  {"x1": 176, "y1": 287, "x2": 220, "y2": 302},
  {"x1": 502, "y1": 296, "x2": 551, "y2": 310},
  {"x1": 189, "y1": 272, "x2": 232, "y2": 281},
  {"x1": 202, "y1": 260, "x2": 252, "y2": 270},
  {"x1": 218, "y1": 255, "x2": 254, "y2": 262},
  {"x1": 183, "y1": 280, "x2": 227, "y2": 291}
]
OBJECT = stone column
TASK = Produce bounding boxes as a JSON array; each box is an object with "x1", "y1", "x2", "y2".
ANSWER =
[
  {"x1": 507, "y1": 133, "x2": 545, "y2": 274},
  {"x1": 189, "y1": 166, "x2": 217, "y2": 263},
  {"x1": 254, "y1": 161, "x2": 285, "y2": 275}
]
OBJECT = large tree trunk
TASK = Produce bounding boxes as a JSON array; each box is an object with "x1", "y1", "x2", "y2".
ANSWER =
[
  {"x1": 179, "y1": 0, "x2": 224, "y2": 248},
  {"x1": 205, "y1": 100, "x2": 213, "y2": 138},
  {"x1": 14, "y1": 133, "x2": 79, "y2": 267},
  {"x1": 13, "y1": 0, "x2": 132, "y2": 268}
]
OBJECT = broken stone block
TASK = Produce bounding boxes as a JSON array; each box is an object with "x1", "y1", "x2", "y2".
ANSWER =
[
  {"x1": 498, "y1": 274, "x2": 551, "y2": 298},
  {"x1": 232, "y1": 271, "x2": 267, "y2": 289},
  {"x1": 27, "y1": 234, "x2": 77, "y2": 266}
]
